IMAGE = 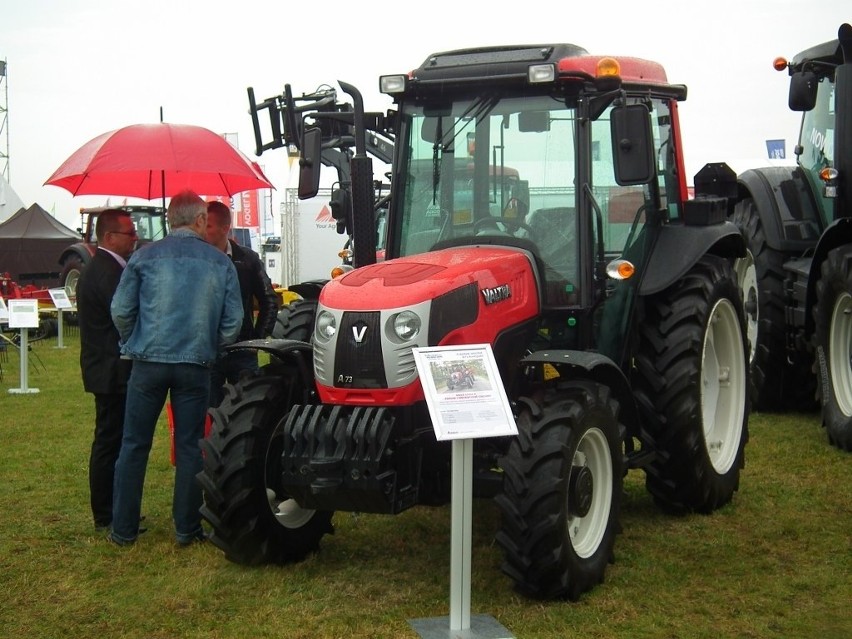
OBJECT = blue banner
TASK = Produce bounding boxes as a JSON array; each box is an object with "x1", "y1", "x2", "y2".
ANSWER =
[{"x1": 766, "y1": 139, "x2": 786, "y2": 159}]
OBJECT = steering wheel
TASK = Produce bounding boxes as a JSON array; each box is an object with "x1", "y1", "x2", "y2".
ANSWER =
[{"x1": 473, "y1": 216, "x2": 535, "y2": 238}]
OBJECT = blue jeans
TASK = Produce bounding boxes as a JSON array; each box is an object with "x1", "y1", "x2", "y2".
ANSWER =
[{"x1": 111, "y1": 360, "x2": 210, "y2": 544}]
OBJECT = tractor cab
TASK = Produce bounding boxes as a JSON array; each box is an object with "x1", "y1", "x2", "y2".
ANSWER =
[{"x1": 374, "y1": 48, "x2": 687, "y2": 365}]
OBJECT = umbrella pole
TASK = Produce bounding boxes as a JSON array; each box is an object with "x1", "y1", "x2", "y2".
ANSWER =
[{"x1": 160, "y1": 107, "x2": 166, "y2": 212}]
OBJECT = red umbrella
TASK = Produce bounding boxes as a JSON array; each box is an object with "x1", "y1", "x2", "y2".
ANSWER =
[{"x1": 44, "y1": 122, "x2": 273, "y2": 199}]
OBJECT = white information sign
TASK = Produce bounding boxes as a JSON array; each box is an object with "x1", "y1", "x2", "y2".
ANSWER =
[
  {"x1": 412, "y1": 344, "x2": 517, "y2": 441},
  {"x1": 48, "y1": 288, "x2": 74, "y2": 310},
  {"x1": 0, "y1": 296, "x2": 8, "y2": 323},
  {"x1": 7, "y1": 299, "x2": 39, "y2": 329}
]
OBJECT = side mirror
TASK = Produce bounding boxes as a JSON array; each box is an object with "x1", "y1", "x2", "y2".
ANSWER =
[
  {"x1": 298, "y1": 127, "x2": 322, "y2": 200},
  {"x1": 611, "y1": 104, "x2": 654, "y2": 186},
  {"x1": 518, "y1": 111, "x2": 551, "y2": 132},
  {"x1": 789, "y1": 71, "x2": 818, "y2": 112}
]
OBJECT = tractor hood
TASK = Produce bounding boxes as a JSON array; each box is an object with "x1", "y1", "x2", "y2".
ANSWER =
[
  {"x1": 312, "y1": 245, "x2": 541, "y2": 400},
  {"x1": 322, "y1": 245, "x2": 540, "y2": 312}
]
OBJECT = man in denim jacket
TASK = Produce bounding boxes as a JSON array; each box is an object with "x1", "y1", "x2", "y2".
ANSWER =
[{"x1": 109, "y1": 190, "x2": 243, "y2": 546}]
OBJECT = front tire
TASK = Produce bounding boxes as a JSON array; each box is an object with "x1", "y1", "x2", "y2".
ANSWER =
[
  {"x1": 634, "y1": 255, "x2": 749, "y2": 512},
  {"x1": 495, "y1": 381, "x2": 623, "y2": 600},
  {"x1": 197, "y1": 365, "x2": 333, "y2": 564},
  {"x1": 271, "y1": 299, "x2": 318, "y2": 341},
  {"x1": 732, "y1": 198, "x2": 816, "y2": 410},
  {"x1": 813, "y1": 246, "x2": 852, "y2": 452}
]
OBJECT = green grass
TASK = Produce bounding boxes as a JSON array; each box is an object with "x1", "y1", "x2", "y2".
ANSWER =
[{"x1": 0, "y1": 331, "x2": 850, "y2": 638}]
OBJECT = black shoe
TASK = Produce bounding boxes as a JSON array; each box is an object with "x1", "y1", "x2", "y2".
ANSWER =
[{"x1": 177, "y1": 530, "x2": 208, "y2": 547}]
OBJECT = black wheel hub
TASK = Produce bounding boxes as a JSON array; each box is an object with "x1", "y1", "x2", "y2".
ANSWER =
[
  {"x1": 745, "y1": 288, "x2": 757, "y2": 319},
  {"x1": 568, "y1": 465, "x2": 593, "y2": 518}
]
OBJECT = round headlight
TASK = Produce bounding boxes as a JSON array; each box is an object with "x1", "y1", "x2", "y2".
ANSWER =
[
  {"x1": 392, "y1": 311, "x2": 421, "y2": 341},
  {"x1": 316, "y1": 310, "x2": 337, "y2": 340}
]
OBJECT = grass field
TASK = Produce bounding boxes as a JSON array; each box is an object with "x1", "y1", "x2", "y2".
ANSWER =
[{"x1": 0, "y1": 329, "x2": 849, "y2": 639}]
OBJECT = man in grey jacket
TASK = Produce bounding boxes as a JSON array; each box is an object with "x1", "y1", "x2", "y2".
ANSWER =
[{"x1": 109, "y1": 190, "x2": 243, "y2": 546}]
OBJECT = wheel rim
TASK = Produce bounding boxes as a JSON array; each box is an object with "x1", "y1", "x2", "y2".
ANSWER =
[
  {"x1": 565, "y1": 427, "x2": 613, "y2": 559},
  {"x1": 829, "y1": 291, "x2": 852, "y2": 416},
  {"x1": 267, "y1": 490, "x2": 317, "y2": 528},
  {"x1": 64, "y1": 268, "x2": 81, "y2": 303},
  {"x1": 734, "y1": 253, "x2": 758, "y2": 364},
  {"x1": 701, "y1": 298, "x2": 746, "y2": 474},
  {"x1": 265, "y1": 420, "x2": 317, "y2": 529}
]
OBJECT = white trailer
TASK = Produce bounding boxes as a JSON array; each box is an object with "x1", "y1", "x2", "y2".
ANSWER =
[{"x1": 263, "y1": 188, "x2": 347, "y2": 288}]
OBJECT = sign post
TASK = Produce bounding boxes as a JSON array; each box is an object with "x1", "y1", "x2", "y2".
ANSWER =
[
  {"x1": 8, "y1": 299, "x2": 40, "y2": 394},
  {"x1": 408, "y1": 344, "x2": 516, "y2": 639},
  {"x1": 48, "y1": 288, "x2": 74, "y2": 349}
]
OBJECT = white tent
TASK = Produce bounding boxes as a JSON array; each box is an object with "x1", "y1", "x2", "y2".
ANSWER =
[{"x1": 0, "y1": 174, "x2": 25, "y2": 223}]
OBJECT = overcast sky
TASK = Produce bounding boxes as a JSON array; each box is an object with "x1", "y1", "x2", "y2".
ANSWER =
[{"x1": 0, "y1": 0, "x2": 848, "y2": 230}]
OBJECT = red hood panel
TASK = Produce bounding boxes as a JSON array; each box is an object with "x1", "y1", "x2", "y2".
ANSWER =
[{"x1": 321, "y1": 246, "x2": 538, "y2": 312}]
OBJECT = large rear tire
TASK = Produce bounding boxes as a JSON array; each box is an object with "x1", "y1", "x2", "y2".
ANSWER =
[
  {"x1": 732, "y1": 198, "x2": 816, "y2": 410},
  {"x1": 812, "y1": 245, "x2": 852, "y2": 452},
  {"x1": 197, "y1": 366, "x2": 333, "y2": 564},
  {"x1": 634, "y1": 255, "x2": 749, "y2": 513},
  {"x1": 272, "y1": 299, "x2": 318, "y2": 341},
  {"x1": 495, "y1": 381, "x2": 623, "y2": 600}
]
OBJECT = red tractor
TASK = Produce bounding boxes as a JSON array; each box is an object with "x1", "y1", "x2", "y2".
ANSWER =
[
  {"x1": 57, "y1": 205, "x2": 166, "y2": 303},
  {"x1": 198, "y1": 44, "x2": 749, "y2": 600},
  {"x1": 731, "y1": 23, "x2": 852, "y2": 451}
]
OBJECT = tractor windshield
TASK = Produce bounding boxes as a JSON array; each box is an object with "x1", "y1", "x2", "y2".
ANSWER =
[
  {"x1": 392, "y1": 93, "x2": 659, "y2": 306},
  {"x1": 798, "y1": 76, "x2": 836, "y2": 224},
  {"x1": 396, "y1": 94, "x2": 575, "y2": 258},
  {"x1": 128, "y1": 209, "x2": 168, "y2": 241}
]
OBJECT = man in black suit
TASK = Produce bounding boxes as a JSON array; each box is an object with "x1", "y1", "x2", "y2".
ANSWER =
[
  {"x1": 77, "y1": 209, "x2": 138, "y2": 532},
  {"x1": 205, "y1": 201, "x2": 280, "y2": 407}
]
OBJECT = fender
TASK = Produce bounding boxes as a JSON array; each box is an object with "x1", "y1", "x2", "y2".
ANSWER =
[
  {"x1": 225, "y1": 338, "x2": 315, "y2": 390},
  {"x1": 639, "y1": 221, "x2": 745, "y2": 295},
  {"x1": 736, "y1": 167, "x2": 823, "y2": 252},
  {"x1": 520, "y1": 349, "x2": 639, "y2": 435},
  {"x1": 58, "y1": 243, "x2": 94, "y2": 268},
  {"x1": 286, "y1": 279, "x2": 329, "y2": 301}
]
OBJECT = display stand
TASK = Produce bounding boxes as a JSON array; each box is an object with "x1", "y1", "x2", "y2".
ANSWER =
[
  {"x1": 9, "y1": 327, "x2": 39, "y2": 394},
  {"x1": 409, "y1": 345, "x2": 516, "y2": 639},
  {"x1": 408, "y1": 438, "x2": 513, "y2": 639},
  {"x1": 48, "y1": 289, "x2": 74, "y2": 350},
  {"x1": 7, "y1": 299, "x2": 40, "y2": 394}
]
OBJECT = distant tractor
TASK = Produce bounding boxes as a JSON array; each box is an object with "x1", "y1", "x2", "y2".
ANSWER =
[
  {"x1": 731, "y1": 23, "x2": 852, "y2": 451},
  {"x1": 198, "y1": 43, "x2": 750, "y2": 600},
  {"x1": 57, "y1": 205, "x2": 166, "y2": 302}
]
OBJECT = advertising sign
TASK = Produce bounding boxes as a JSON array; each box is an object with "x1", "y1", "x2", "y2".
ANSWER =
[
  {"x1": 296, "y1": 197, "x2": 347, "y2": 281},
  {"x1": 766, "y1": 139, "x2": 786, "y2": 160},
  {"x1": 48, "y1": 288, "x2": 74, "y2": 310},
  {"x1": 7, "y1": 299, "x2": 39, "y2": 329},
  {"x1": 412, "y1": 344, "x2": 517, "y2": 441}
]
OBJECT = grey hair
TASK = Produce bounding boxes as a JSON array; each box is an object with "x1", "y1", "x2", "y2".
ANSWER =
[{"x1": 167, "y1": 190, "x2": 207, "y2": 228}]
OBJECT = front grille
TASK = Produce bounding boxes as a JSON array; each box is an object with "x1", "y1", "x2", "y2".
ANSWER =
[{"x1": 335, "y1": 311, "x2": 386, "y2": 388}]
